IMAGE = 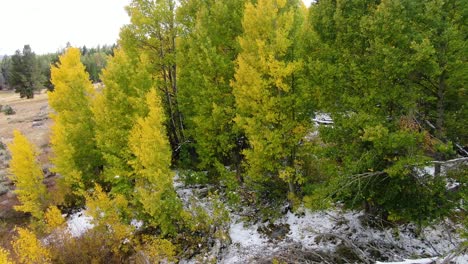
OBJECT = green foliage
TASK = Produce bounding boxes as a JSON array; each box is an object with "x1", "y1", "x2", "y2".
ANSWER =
[
  {"x1": 177, "y1": 0, "x2": 245, "y2": 178},
  {"x1": 80, "y1": 45, "x2": 115, "y2": 83},
  {"x1": 303, "y1": 0, "x2": 466, "y2": 222},
  {"x1": 179, "y1": 170, "x2": 210, "y2": 186},
  {"x1": 49, "y1": 47, "x2": 103, "y2": 198},
  {"x1": 1, "y1": 105, "x2": 15, "y2": 115},
  {"x1": 9, "y1": 45, "x2": 44, "y2": 98},
  {"x1": 179, "y1": 192, "x2": 231, "y2": 257},
  {"x1": 36, "y1": 53, "x2": 59, "y2": 91},
  {"x1": 0, "y1": 56, "x2": 12, "y2": 90},
  {"x1": 93, "y1": 48, "x2": 153, "y2": 196},
  {"x1": 121, "y1": 0, "x2": 186, "y2": 153}
]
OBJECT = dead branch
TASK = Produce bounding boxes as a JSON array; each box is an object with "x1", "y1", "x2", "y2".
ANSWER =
[{"x1": 316, "y1": 233, "x2": 372, "y2": 264}]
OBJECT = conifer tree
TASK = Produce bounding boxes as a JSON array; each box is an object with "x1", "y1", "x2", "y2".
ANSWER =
[
  {"x1": 304, "y1": 0, "x2": 462, "y2": 221},
  {"x1": 178, "y1": 0, "x2": 246, "y2": 179},
  {"x1": 8, "y1": 130, "x2": 48, "y2": 220},
  {"x1": 364, "y1": 0, "x2": 467, "y2": 168},
  {"x1": 93, "y1": 48, "x2": 153, "y2": 195},
  {"x1": 232, "y1": 0, "x2": 307, "y2": 199},
  {"x1": 9, "y1": 45, "x2": 43, "y2": 98},
  {"x1": 129, "y1": 89, "x2": 183, "y2": 235},
  {"x1": 49, "y1": 47, "x2": 102, "y2": 196}
]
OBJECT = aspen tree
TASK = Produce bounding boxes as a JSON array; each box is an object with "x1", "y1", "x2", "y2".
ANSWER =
[
  {"x1": 8, "y1": 130, "x2": 48, "y2": 220},
  {"x1": 93, "y1": 48, "x2": 153, "y2": 195},
  {"x1": 0, "y1": 247, "x2": 13, "y2": 264},
  {"x1": 12, "y1": 227, "x2": 51, "y2": 264},
  {"x1": 129, "y1": 89, "x2": 182, "y2": 235},
  {"x1": 232, "y1": 0, "x2": 306, "y2": 198},
  {"x1": 178, "y1": 0, "x2": 246, "y2": 180},
  {"x1": 49, "y1": 47, "x2": 102, "y2": 195}
]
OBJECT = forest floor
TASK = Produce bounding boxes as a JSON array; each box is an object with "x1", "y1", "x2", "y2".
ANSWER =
[{"x1": 66, "y1": 175, "x2": 467, "y2": 263}]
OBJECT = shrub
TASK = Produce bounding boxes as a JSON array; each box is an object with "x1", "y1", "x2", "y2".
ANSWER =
[{"x1": 2, "y1": 105, "x2": 15, "y2": 115}]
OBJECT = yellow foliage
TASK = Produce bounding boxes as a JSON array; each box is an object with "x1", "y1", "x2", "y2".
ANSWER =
[
  {"x1": 85, "y1": 184, "x2": 133, "y2": 253},
  {"x1": 138, "y1": 236, "x2": 176, "y2": 263},
  {"x1": 8, "y1": 130, "x2": 48, "y2": 220},
  {"x1": 129, "y1": 89, "x2": 182, "y2": 235},
  {"x1": 232, "y1": 0, "x2": 305, "y2": 189},
  {"x1": 0, "y1": 247, "x2": 13, "y2": 264},
  {"x1": 44, "y1": 206, "x2": 65, "y2": 232},
  {"x1": 129, "y1": 89, "x2": 171, "y2": 180},
  {"x1": 49, "y1": 47, "x2": 101, "y2": 196},
  {"x1": 12, "y1": 227, "x2": 51, "y2": 264}
]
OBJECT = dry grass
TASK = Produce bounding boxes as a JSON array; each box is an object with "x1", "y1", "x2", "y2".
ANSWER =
[
  {"x1": 0, "y1": 90, "x2": 51, "y2": 147},
  {"x1": 0, "y1": 90, "x2": 53, "y2": 251}
]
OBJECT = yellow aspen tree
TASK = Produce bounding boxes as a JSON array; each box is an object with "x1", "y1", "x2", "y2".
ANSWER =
[
  {"x1": 129, "y1": 89, "x2": 182, "y2": 236},
  {"x1": 12, "y1": 227, "x2": 51, "y2": 264},
  {"x1": 8, "y1": 130, "x2": 48, "y2": 220},
  {"x1": 44, "y1": 206, "x2": 65, "y2": 232},
  {"x1": 232, "y1": 0, "x2": 306, "y2": 198},
  {"x1": 0, "y1": 247, "x2": 13, "y2": 264},
  {"x1": 49, "y1": 47, "x2": 102, "y2": 196}
]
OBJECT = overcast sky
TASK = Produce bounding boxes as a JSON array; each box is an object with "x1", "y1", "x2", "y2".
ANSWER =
[
  {"x1": 0, "y1": 0, "x2": 130, "y2": 55},
  {"x1": 0, "y1": 0, "x2": 314, "y2": 56}
]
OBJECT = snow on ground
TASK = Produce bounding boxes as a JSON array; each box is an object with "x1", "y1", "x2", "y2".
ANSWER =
[
  {"x1": 67, "y1": 210, "x2": 93, "y2": 237},
  {"x1": 375, "y1": 257, "x2": 437, "y2": 264},
  {"x1": 221, "y1": 217, "x2": 270, "y2": 263},
  {"x1": 312, "y1": 112, "x2": 333, "y2": 125},
  {"x1": 174, "y1": 173, "x2": 467, "y2": 263},
  {"x1": 219, "y1": 208, "x2": 467, "y2": 263}
]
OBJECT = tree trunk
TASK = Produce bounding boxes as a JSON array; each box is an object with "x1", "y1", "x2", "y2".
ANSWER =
[{"x1": 434, "y1": 70, "x2": 447, "y2": 177}]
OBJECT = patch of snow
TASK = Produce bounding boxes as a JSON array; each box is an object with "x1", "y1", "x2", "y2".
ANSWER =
[
  {"x1": 67, "y1": 210, "x2": 94, "y2": 237},
  {"x1": 376, "y1": 257, "x2": 437, "y2": 264},
  {"x1": 446, "y1": 179, "x2": 461, "y2": 190},
  {"x1": 131, "y1": 219, "x2": 143, "y2": 230},
  {"x1": 415, "y1": 166, "x2": 435, "y2": 177},
  {"x1": 453, "y1": 254, "x2": 468, "y2": 264},
  {"x1": 284, "y1": 210, "x2": 335, "y2": 249},
  {"x1": 229, "y1": 220, "x2": 267, "y2": 247},
  {"x1": 423, "y1": 166, "x2": 435, "y2": 176},
  {"x1": 312, "y1": 112, "x2": 333, "y2": 125},
  {"x1": 221, "y1": 218, "x2": 271, "y2": 263}
]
